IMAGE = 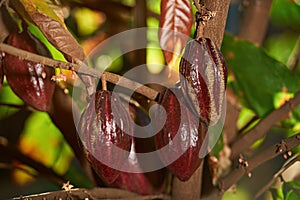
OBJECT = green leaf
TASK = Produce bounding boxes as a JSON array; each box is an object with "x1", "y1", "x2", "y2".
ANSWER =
[
  {"x1": 221, "y1": 34, "x2": 299, "y2": 117},
  {"x1": 19, "y1": 111, "x2": 73, "y2": 175},
  {"x1": 264, "y1": 31, "x2": 300, "y2": 68},
  {"x1": 270, "y1": 0, "x2": 300, "y2": 30},
  {"x1": 269, "y1": 188, "x2": 284, "y2": 200},
  {"x1": 283, "y1": 181, "x2": 300, "y2": 200},
  {"x1": 282, "y1": 181, "x2": 300, "y2": 200},
  {"x1": 0, "y1": 83, "x2": 23, "y2": 120}
]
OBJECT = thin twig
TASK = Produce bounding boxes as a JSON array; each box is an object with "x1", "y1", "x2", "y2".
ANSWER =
[
  {"x1": 230, "y1": 91, "x2": 300, "y2": 159},
  {"x1": 0, "y1": 43, "x2": 159, "y2": 101},
  {"x1": 219, "y1": 132, "x2": 300, "y2": 192},
  {"x1": 11, "y1": 187, "x2": 171, "y2": 200},
  {"x1": 254, "y1": 154, "x2": 300, "y2": 199}
]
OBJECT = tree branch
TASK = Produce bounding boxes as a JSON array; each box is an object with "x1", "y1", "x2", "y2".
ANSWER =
[
  {"x1": 238, "y1": 0, "x2": 272, "y2": 45},
  {"x1": 194, "y1": 0, "x2": 231, "y2": 48},
  {"x1": 219, "y1": 132, "x2": 300, "y2": 192},
  {"x1": 11, "y1": 187, "x2": 171, "y2": 200},
  {"x1": 172, "y1": 162, "x2": 203, "y2": 200},
  {"x1": 230, "y1": 91, "x2": 300, "y2": 159},
  {"x1": 0, "y1": 43, "x2": 159, "y2": 101},
  {"x1": 254, "y1": 154, "x2": 300, "y2": 199}
]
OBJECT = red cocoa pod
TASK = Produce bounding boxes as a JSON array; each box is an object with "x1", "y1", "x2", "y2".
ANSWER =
[
  {"x1": 111, "y1": 137, "x2": 164, "y2": 195},
  {"x1": 155, "y1": 89, "x2": 207, "y2": 181},
  {"x1": 78, "y1": 90, "x2": 132, "y2": 184},
  {"x1": 179, "y1": 38, "x2": 227, "y2": 125},
  {"x1": 3, "y1": 31, "x2": 55, "y2": 111}
]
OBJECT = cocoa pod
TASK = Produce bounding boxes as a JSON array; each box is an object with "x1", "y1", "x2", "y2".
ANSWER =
[
  {"x1": 179, "y1": 38, "x2": 227, "y2": 125},
  {"x1": 111, "y1": 137, "x2": 164, "y2": 195},
  {"x1": 3, "y1": 31, "x2": 55, "y2": 111},
  {"x1": 78, "y1": 90, "x2": 132, "y2": 184},
  {"x1": 155, "y1": 89, "x2": 207, "y2": 181}
]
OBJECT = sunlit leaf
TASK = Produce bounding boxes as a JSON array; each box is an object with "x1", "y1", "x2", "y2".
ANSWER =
[
  {"x1": 159, "y1": 0, "x2": 193, "y2": 71},
  {"x1": 11, "y1": 0, "x2": 85, "y2": 62},
  {"x1": 0, "y1": 83, "x2": 24, "y2": 120},
  {"x1": 283, "y1": 181, "x2": 300, "y2": 200},
  {"x1": 27, "y1": 23, "x2": 66, "y2": 61},
  {"x1": 18, "y1": 112, "x2": 73, "y2": 175},
  {"x1": 269, "y1": 188, "x2": 284, "y2": 200},
  {"x1": 12, "y1": 162, "x2": 36, "y2": 185},
  {"x1": 264, "y1": 31, "x2": 300, "y2": 68},
  {"x1": 270, "y1": 0, "x2": 300, "y2": 30},
  {"x1": 222, "y1": 34, "x2": 299, "y2": 117},
  {"x1": 73, "y1": 8, "x2": 105, "y2": 37}
]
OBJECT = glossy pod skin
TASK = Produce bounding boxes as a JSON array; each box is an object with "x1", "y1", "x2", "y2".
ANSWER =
[
  {"x1": 155, "y1": 89, "x2": 207, "y2": 181},
  {"x1": 111, "y1": 138, "x2": 164, "y2": 195},
  {"x1": 3, "y1": 31, "x2": 55, "y2": 111},
  {"x1": 78, "y1": 90, "x2": 132, "y2": 184},
  {"x1": 179, "y1": 38, "x2": 227, "y2": 126}
]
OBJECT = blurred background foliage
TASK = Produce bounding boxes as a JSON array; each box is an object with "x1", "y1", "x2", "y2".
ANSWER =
[{"x1": 1, "y1": 0, "x2": 300, "y2": 199}]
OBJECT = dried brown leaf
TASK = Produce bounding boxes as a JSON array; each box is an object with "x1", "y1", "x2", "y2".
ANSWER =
[{"x1": 11, "y1": 0, "x2": 85, "y2": 62}]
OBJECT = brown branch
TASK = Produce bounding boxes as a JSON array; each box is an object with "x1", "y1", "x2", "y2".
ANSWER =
[
  {"x1": 194, "y1": 0, "x2": 231, "y2": 48},
  {"x1": 0, "y1": 43, "x2": 159, "y2": 101},
  {"x1": 254, "y1": 154, "x2": 300, "y2": 199},
  {"x1": 223, "y1": 88, "x2": 241, "y2": 144},
  {"x1": 238, "y1": 0, "x2": 272, "y2": 45},
  {"x1": 172, "y1": 162, "x2": 203, "y2": 200},
  {"x1": 219, "y1": 132, "x2": 300, "y2": 192},
  {"x1": 230, "y1": 91, "x2": 300, "y2": 159},
  {"x1": 0, "y1": 137, "x2": 66, "y2": 185},
  {"x1": 11, "y1": 187, "x2": 171, "y2": 200}
]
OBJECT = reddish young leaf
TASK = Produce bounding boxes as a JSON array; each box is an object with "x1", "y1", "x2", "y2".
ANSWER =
[
  {"x1": 159, "y1": 0, "x2": 193, "y2": 69},
  {"x1": 78, "y1": 90, "x2": 132, "y2": 184},
  {"x1": 4, "y1": 31, "x2": 55, "y2": 111}
]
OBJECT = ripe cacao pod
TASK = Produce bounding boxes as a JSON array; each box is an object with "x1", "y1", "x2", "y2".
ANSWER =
[
  {"x1": 111, "y1": 138, "x2": 162, "y2": 195},
  {"x1": 179, "y1": 38, "x2": 227, "y2": 125},
  {"x1": 78, "y1": 90, "x2": 132, "y2": 184},
  {"x1": 155, "y1": 89, "x2": 207, "y2": 181},
  {"x1": 3, "y1": 31, "x2": 55, "y2": 111}
]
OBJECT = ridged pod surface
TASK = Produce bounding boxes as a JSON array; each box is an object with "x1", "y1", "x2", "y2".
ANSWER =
[
  {"x1": 155, "y1": 89, "x2": 207, "y2": 181},
  {"x1": 78, "y1": 90, "x2": 132, "y2": 184},
  {"x1": 111, "y1": 137, "x2": 164, "y2": 195},
  {"x1": 179, "y1": 38, "x2": 227, "y2": 125},
  {"x1": 4, "y1": 31, "x2": 55, "y2": 111}
]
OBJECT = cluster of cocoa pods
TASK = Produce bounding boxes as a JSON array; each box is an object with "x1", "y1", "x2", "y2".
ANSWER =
[
  {"x1": 77, "y1": 37, "x2": 227, "y2": 193},
  {"x1": 0, "y1": 31, "x2": 55, "y2": 111},
  {"x1": 1, "y1": 28, "x2": 227, "y2": 194},
  {"x1": 155, "y1": 37, "x2": 227, "y2": 181}
]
